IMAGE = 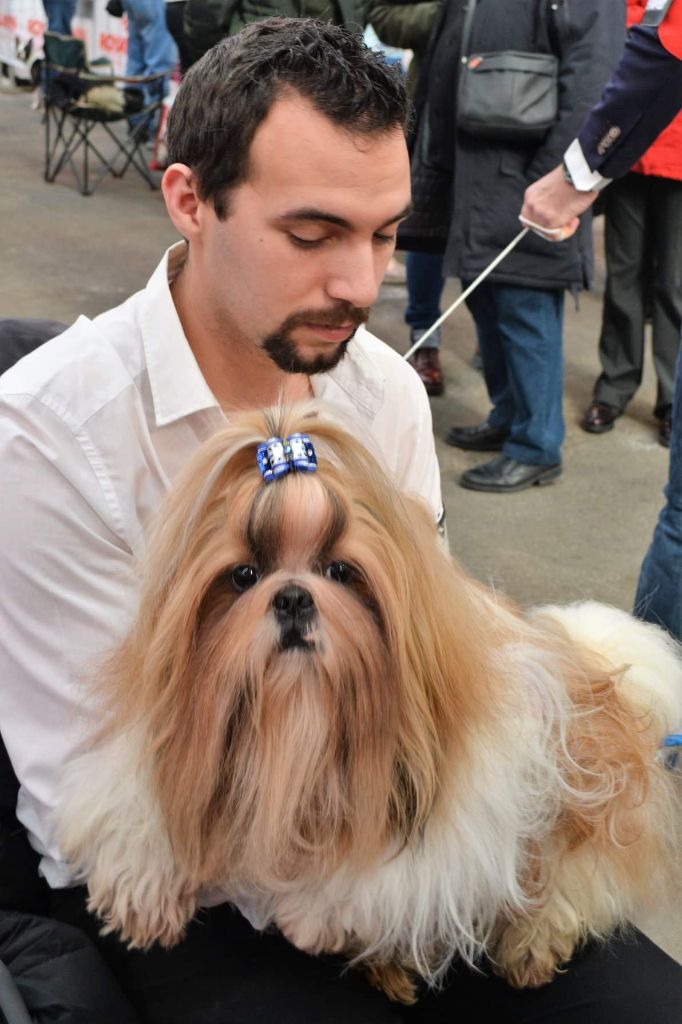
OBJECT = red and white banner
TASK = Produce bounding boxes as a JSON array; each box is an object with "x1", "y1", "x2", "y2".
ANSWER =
[{"x1": 0, "y1": 0, "x2": 129, "y2": 76}]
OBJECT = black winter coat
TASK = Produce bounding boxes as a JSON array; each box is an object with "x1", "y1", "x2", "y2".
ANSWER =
[
  {"x1": 0, "y1": 911, "x2": 139, "y2": 1024},
  {"x1": 400, "y1": 0, "x2": 626, "y2": 290}
]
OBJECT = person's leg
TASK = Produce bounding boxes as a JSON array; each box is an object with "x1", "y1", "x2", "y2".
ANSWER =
[
  {"x1": 591, "y1": 173, "x2": 648, "y2": 412},
  {"x1": 165, "y1": 0, "x2": 191, "y2": 74},
  {"x1": 649, "y1": 176, "x2": 682, "y2": 423},
  {"x1": 493, "y1": 283, "x2": 565, "y2": 466},
  {"x1": 464, "y1": 278, "x2": 514, "y2": 429},
  {"x1": 122, "y1": 0, "x2": 145, "y2": 78},
  {"x1": 122, "y1": 0, "x2": 174, "y2": 110},
  {"x1": 404, "y1": 251, "x2": 446, "y2": 396},
  {"x1": 634, "y1": 341, "x2": 682, "y2": 641},
  {"x1": 139, "y1": 0, "x2": 175, "y2": 101},
  {"x1": 406, "y1": 928, "x2": 682, "y2": 1023},
  {"x1": 404, "y1": 251, "x2": 445, "y2": 348},
  {"x1": 50, "y1": 887, "x2": 406, "y2": 1024},
  {"x1": 43, "y1": 0, "x2": 74, "y2": 34},
  {"x1": 445, "y1": 279, "x2": 515, "y2": 449}
]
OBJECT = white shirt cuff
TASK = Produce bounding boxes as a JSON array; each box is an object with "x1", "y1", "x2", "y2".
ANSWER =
[{"x1": 564, "y1": 139, "x2": 611, "y2": 192}]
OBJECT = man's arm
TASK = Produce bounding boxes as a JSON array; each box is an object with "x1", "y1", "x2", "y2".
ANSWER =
[
  {"x1": 521, "y1": 2, "x2": 682, "y2": 236},
  {"x1": 0, "y1": 395, "x2": 136, "y2": 885},
  {"x1": 369, "y1": 0, "x2": 440, "y2": 52},
  {"x1": 575, "y1": 23, "x2": 682, "y2": 183}
]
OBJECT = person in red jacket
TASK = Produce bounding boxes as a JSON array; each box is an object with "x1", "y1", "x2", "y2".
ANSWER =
[{"x1": 580, "y1": 0, "x2": 682, "y2": 447}]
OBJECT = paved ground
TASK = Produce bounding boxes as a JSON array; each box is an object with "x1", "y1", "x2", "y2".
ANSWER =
[{"x1": 1, "y1": 82, "x2": 680, "y2": 963}]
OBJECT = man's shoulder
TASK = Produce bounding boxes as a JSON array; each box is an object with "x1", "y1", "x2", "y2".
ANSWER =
[
  {"x1": 0, "y1": 302, "x2": 144, "y2": 433},
  {"x1": 352, "y1": 326, "x2": 425, "y2": 397}
]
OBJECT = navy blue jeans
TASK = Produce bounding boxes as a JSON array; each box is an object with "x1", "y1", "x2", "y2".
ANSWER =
[
  {"x1": 464, "y1": 280, "x2": 565, "y2": 466},
  {"x1": 405, "y1": 252, "x2": 445, "y2": 348},
  {"x1": 635, "y1": 342, "x2": 682, "y2": 640},
  {"x1": 42, "y1": 0, "x2": 75, "y2": 34}
]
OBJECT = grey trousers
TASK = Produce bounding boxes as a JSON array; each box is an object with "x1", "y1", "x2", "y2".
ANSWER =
[{"x1": 593, "y1": 172, "x2": 682, "y2": 418}]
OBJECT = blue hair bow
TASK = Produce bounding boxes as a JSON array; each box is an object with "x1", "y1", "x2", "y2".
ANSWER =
[{"x1": 257, "y1": 433, "x2": 318, "y2": 484}]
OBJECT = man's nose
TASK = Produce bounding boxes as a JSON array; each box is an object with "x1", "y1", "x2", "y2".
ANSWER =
[{"x1": 325, "y1": 248, "x2": 382, "y2": 310}]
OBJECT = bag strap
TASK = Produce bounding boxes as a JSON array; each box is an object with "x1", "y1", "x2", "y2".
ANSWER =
[
  {"x1": 533, "y1": 0, "x2": 557, "y2": 54},
  {"x1": 459, "y1": 0, "x2": 478, "y2": 64},
  {"x1": 461, "y1": 0, "x2": 559, "y2": 61}
]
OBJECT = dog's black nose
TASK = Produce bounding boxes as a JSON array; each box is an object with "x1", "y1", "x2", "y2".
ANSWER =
[
  {"x1": 272, "y1": 585, "x2": 316, "y2": 649},
  {"x1": 272, "y1": 584, "x2": 314, "y2": 623}
]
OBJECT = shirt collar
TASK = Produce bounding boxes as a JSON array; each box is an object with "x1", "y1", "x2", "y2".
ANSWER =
[
  {"x1": 141, "y1": 242, "x2": 220, "y2": 428},
  {"x1": 141, "y1": 242, "x2": 385, "y2": 428},
  {"x1": 313, "y1": 326, "x2": 384, "y2": 421}
]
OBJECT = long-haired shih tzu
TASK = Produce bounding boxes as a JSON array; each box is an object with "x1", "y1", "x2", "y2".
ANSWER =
[{"x1": 57, "y1": 404, "x2": 682, "y2": 1003}]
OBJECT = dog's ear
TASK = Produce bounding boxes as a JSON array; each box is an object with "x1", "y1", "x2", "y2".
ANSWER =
[
  {"x1": 90, "y1": 422, "x2": 271, "y2": 878},
  {"x1": 371, "y1": 491, "x2": 498, "y2": 825}
]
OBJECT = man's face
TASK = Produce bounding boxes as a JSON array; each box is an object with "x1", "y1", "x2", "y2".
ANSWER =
[{"x1": 194, "y1": 92, "x2": 412, "y2": 374}]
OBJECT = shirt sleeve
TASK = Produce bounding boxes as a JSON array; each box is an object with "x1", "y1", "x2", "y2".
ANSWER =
[
  {"x1": 575, "y1": 22, "x2": 682, "y2": 180},
  {"x1": 526, "y1": 0, "x2": 627, "y2": 182},
  {"x1": 0, "y1": 394, "x2": 137, "y2": 886}
]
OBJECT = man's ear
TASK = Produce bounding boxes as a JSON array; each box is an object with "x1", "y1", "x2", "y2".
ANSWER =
[{"x1": 162, "y1": 163, "x2": 205, "y2": 240}]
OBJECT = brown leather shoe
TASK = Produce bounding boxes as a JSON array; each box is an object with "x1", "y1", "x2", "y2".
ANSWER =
[
  {"x1": 580, "y1": 400, "x2": 622, "y2": 433},
  {"x1": 408, "y1": 348, "x2": 444, "y2": 397},
  {"x1": 658, "y1": 415, "x2": 672, "y2": 448}
]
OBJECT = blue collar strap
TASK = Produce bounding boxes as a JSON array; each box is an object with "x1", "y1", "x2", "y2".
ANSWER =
[{"x1": 257, "y1": 433, "x2": 318, "y2": 484}]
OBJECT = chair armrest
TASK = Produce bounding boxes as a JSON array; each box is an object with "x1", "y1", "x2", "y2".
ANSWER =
[
  {"x1": 113, "y1": 70, "x2": 173, "y2": 84},
  {"x1": 0, "y1": 963, "x2": 32, "y2": 1024}
]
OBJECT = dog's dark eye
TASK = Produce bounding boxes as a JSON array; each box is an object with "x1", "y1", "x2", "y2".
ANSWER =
[
  {"x1": 231, "y1": 565, "x2": 261, "y2": 593},
  {"x1": 325, "y1": 561, "x2": 355, "y2": 585}
]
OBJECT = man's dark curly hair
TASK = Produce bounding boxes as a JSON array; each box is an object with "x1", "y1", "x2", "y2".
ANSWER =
[{"x1": 166, "y1": 17, "x2": 410, "y2": 219}]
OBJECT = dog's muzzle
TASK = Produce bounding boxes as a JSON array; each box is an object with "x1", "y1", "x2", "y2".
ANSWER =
[{"x1": 272, "y1": 584, "x2": 316, "y2": 650}]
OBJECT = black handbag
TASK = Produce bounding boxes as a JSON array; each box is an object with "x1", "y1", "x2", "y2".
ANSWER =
[{"x1": 456, "y1": 0, "x2": 559, "y2": 142}]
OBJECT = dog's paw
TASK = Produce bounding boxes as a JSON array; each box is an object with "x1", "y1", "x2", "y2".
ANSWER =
[
  {"x1": 492, "y1": 926, "x2": 575, "y2": 988},
  {"x1": 87, "y1": 882, "x2": 197, "y2": 949},
  {"x1": 277, "y1": 911, "x2": 346, "y2": 955},
  {"x1": 362, "y1": 961, "x2": 418, "y2": 1005}
]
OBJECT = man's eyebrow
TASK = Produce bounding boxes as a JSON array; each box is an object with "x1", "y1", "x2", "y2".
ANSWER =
[{"x1": 275, "y1": 203, "x2": 414, "y2": 231}]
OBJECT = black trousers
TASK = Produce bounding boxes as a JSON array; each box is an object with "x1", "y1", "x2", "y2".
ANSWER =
[
  {"x1": 50, "y1": 887, "x2": 682, "y2": 1024},
  {"x1": 594, "y1": 171, "x2": 682, "y2": 418},
  {"x1": 164, "y1": 0, "x2": 192, "y2": 74}
]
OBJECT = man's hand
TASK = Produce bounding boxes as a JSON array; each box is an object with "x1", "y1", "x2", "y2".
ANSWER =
[{"x1": 520, "y1": 165, "x2": 598, "y2": 242}]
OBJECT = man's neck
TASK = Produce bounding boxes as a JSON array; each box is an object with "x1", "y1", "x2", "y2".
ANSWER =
[{"x1": 170, "y1": 258, "x2": 313, "y2": 414}]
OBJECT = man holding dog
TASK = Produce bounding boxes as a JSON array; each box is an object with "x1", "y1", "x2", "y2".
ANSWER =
[{"x1": 0, "y1": 17, "x2": 680, "y2": 1023}]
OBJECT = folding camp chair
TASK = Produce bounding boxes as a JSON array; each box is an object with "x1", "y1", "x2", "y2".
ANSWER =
[{"x1": 43, "y1": 32, "x2": 170, "y2": 196}]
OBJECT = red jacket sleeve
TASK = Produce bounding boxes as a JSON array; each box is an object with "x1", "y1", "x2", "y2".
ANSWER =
[{"x1": 660, "y1": 0, "x2": 682, "y2": 58}]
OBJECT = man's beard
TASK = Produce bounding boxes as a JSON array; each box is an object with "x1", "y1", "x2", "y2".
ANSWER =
[{"x1": 262, "y1": 304, "x2": 370, "y2": 375}]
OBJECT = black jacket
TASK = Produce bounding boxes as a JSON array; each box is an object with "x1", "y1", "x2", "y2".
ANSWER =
[
  {"x1": 579, "y1": 21, "x2": 682, "y2": 179},
  {"x1": 400, "y1": 0, "x2": 626, "y2": 290},
  {"x1": 0, "y1": 911, "x2": 139, "y2": 1024}
]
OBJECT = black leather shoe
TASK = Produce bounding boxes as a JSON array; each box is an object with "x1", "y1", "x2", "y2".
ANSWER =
[
  {"x1": 580, "y1": 401, "x2": 622, "y2": 433},
  {"x1": 445, "y1": 421, "x2": 509, "y2": 451},
  {"x1": 460, "y1": 455, "x2": 562, "y2": 493},
  {"x1": 658, "y1": 415, "x2": 672, "y2": 448}
]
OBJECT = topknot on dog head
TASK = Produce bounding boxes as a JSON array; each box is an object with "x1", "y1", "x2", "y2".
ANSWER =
[
  {"x1": 136, "y1": 402, "x2": 414, "y2": 601},
  {"x1": 156, "y1": 401, "x2": 421, "y2": 556}
]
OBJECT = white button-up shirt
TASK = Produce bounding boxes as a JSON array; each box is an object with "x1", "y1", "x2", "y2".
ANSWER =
[{"x1": 0, "y1": 243, "x2": 442, "y2": 888}]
